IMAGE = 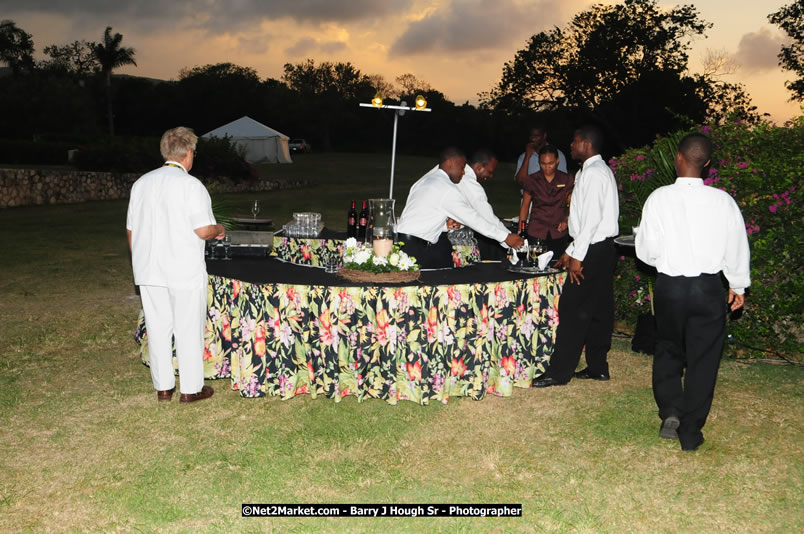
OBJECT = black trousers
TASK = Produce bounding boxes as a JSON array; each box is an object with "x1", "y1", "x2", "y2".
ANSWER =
[
  {"x1": 546, "y1": 238, "x2": 616, "y2": 382},
  {"x1": 476, "y1": 233, "x2": 507, "y2": 261},
  {"x1": 398, "y1": 232, "x2": 454, "y2": 269},
  {"x1": 546, "y1": 239, "x2": 615, "y2": 382},
  {"x1": 653, "y1": 273, "x2": 727, "y2": 449}
]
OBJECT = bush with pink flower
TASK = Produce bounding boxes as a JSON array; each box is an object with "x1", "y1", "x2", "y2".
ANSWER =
[{"x1": 611, "y1": 116, "x2": 803, "y2": 360}]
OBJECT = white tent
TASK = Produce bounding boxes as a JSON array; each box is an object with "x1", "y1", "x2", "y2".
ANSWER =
[{"x1": 202, "y1": 116, "x2": 293, "y2": 164}]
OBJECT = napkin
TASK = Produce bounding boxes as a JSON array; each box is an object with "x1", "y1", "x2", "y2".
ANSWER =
[{"x1": 538, "y1": 251, "x2": 553, "y2": 270}]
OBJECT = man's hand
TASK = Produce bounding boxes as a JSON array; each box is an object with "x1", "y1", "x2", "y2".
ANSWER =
[
  {"x1": 557, "y1": 220, "x2": 568, "y2": 233},
  {"x1": 195, "y1": 223, "x2": 226, "y2": 241},
  {"x1": 446, "y1": 218, "x2": 462, "y2": 230},
  {"x1": 567, "y1": 258, "x2": 584, "y2": 284},
  {"x1": 505, "y1": 233, "x2": 525, "y2": 249},
  {"x1": 556, "y1": 253, "x2": 583, "y2": 284},
  {"x1": 728, "y1": 289, "x2": 745, "y2": 311}
]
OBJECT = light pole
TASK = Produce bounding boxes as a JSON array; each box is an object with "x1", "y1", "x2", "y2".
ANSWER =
[{"x1": 359, "y1": 95, "x2": 431, "y2": 199}]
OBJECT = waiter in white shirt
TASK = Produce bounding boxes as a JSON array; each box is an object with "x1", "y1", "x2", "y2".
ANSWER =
[
  {"x1": 636, "y1": 133, "x2": 750, "y2": 452},
  {"x1": 397, "y1": 147, "x2": 523, "y2": 268},
  {"x1": 533, "y1": 125, "x2": 619, "y2": 388},
  {"x1": 127, "y1": 127, "x2": 225, "y2": 403},
  {"x1": 456, "y1": 149, "x2": 510, "y2": 261}
]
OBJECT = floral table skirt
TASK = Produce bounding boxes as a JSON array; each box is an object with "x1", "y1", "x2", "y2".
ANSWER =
[
  {"x1": 273, "y1": 235, "x2": 480, "y2": 268},
  {"x1": 136, "y1": 271, "x2": 565, "y2": 405}
]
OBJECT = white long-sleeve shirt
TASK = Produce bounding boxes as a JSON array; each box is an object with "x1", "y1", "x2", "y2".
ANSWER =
[
  {"x1": 397, "y1": 165, "x2": 510, "y2": 244},
  {"x1": 635, "y1": 177, "x2": 751, "y2": 294},
  {"x1": 456, "y1": 165, "x2": 510, "y2": 246},
  {"x1": 565, "y1": 154, "x2": 619, "y2": 261}
]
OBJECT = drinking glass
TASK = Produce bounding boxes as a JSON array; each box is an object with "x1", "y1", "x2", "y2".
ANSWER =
[
  {"x1": 222, "y1": 235, "x2": 232, "y2": 260},
  {"x1": 323, "y1": 250, "x2": 339, "y2": 274},
  {"x1": 518, "y1": 243, "x2": 530, "y2": 267},
  {"x1": 529, "y1": 247, "x2": 540, "y2": 265},
  {"x1": 251, "y1": 200, "x2": 260, "y2": 218}
]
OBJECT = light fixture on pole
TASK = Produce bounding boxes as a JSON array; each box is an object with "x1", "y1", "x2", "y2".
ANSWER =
[{"x1": 359, "y1": 95, "x2": 432, "y2": 199}]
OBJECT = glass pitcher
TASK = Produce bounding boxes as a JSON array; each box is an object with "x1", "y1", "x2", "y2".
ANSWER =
[{"x1": 367, "y1": 198, "x2": 396, "y2": 257}]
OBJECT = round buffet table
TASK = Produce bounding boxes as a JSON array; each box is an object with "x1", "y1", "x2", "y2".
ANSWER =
[
  {"x1": 135, "y1": 257, "x2": 566, "y2": 405},
  {"x1": 272, "y1": 229, "x2": 481, "y2": 268}
]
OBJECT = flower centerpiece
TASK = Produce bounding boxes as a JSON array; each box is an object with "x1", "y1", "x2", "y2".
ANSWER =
[{"x1": 339, "y1": 237, "x2": 421, "y2": 283}]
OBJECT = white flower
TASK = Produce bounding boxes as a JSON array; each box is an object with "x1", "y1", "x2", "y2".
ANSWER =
[
  {"x1": 353, "y1": 249, "x2": 372, "y2": 265},
  {"x1": 344, "y1": 237, "x2": 358, "y2": 250},
  {"x1": 372, "y1": 255, "x2": 388, "y2": 266},
  {"x1": 388, "y1": 253, "x2": 400, "y2": 267},
  {"x1": 398, "y1": 256, "x2": 412, "y2": 270}
]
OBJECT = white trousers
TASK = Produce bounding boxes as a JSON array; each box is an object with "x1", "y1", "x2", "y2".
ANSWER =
[{"x1": 140, "y1": 283, "x2": 207, "y2": 394}]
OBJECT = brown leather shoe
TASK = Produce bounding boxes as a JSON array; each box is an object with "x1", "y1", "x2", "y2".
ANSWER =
[
  {"x1": 180, "y1": 385, "x2": 214, "y2": 403},
  {"x1": 157, "y1": 387, "x2": 176, "y2": 402}
]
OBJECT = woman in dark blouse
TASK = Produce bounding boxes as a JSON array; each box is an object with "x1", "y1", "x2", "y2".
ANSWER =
[{"x1": 518, "y1": 144, "x2": 574, "y2": 257}]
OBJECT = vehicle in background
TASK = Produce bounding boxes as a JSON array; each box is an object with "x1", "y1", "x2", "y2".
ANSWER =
[{"x1": 289, "y1": 139, "x2": 312, "y2": 153}]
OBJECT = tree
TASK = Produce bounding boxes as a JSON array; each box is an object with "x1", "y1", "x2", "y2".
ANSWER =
[
  {"x1": 92, "y1": 26, "x2": 136, "y2": 136},
  {"x1": 769, "y1": 0, "x2": 804, "y2": 101},
  {"x1": 0, "y1": 20, "x2": 34, "y2": 75},
  {"x1": 395, "y1": 73, "x2": 432, "y2": 99},
  {"x1": 42, "y1": 40, "x2": 100, "y2": 77},
  {"x1": 176, "y1": 63, "x2": 264, "y2": 133},
  {"x1": 282, "y1": 59, "x2": 374, "y2": 150},
  {"x1": 367, "y1": 73, "x2": 397, "y2": 99},
  {"x1": 481, "y1": 0, "x2": 720, "y2": 149}
]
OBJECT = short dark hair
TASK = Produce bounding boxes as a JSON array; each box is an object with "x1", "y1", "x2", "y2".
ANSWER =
[
  {"x1": 538, "y1": 144, "x2": 559, "y2": 159},
  {"x1": 678, "y1": 133, "x2": 712, "y2": 169},
  {"x1": 469, "y1": 149, "x2": 496, "y2": 166},
  {"x1": 529, "y1": 121, "x2": 546, "y2": 134},
  {"x1": 575, "y1": 124, "x2": 605, "y2": 153},
  {"x1": 439, "y1": 146, "x2": 465, "y2": 164}
]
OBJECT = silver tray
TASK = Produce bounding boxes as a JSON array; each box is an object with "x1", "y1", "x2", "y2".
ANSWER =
[{"x1": 507, "y1": 266, "x2": 559, "y2": 275}]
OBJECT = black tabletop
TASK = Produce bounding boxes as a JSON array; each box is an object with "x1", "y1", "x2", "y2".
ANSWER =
[{"x1": 207, "y1": 257, "x2": 558, "y2": 287}]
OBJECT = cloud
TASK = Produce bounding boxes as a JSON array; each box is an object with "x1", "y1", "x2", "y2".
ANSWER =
[
  {"x1": 389, "y1": 0, "x2": 571, "y2": 57},
  {"x1": 286, "y1": 38, "x2": 317, "y2": 57},
  {"x1": 733, "y1": 27, "x2": 787, "y2": 73},
  {"x1": 0, "y1": 0, "x2": 415, "y2": 30},
  {"x1": 285, "y1": 38, "x2": 348, "y2": 57},
  {"x1": 320, "y1": 41, "x2": 347, "y2": 54}
]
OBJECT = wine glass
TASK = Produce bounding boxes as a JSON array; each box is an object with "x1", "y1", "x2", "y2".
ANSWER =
[
  {"x1": 222, "y1": 235, "x2": 232, "y2": 260},
  {"x1": 529, "y1": 246, "x2": 540, "y2": 266},
  {"x1": 251, "y1": 200, "x2": 260, "y2": 219}
]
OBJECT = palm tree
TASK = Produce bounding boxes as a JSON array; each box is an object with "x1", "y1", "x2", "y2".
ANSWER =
[{"x1": 92, "y1": 26, "x2": 136, "y2": 136}]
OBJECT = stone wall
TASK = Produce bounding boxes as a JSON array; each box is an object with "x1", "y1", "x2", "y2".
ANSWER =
[{"x1": 0, "y1": 168, "x2": 309, "y2": 208}]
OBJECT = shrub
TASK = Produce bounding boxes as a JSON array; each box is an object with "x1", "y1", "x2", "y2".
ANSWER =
[
  {"x1": 193, "y1": 136, "x2": 257, "y2": 183},
  {"x1": 0, "y1": 139, "x2": 73, "y2": 165},
  {"x1": 72, "y1": 135, "x2": 256, "y2": 182},
  {"x1": 73, "y1": 137, "x2": 162, "y2": 173},
  {"x1": 611, "y1": 117, "x2": 803, "y2": 360}
]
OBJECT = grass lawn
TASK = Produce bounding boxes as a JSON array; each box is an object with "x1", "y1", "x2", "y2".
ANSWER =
[{"x1": 0, "y1": 153, "x2": 801, "y2": 533}]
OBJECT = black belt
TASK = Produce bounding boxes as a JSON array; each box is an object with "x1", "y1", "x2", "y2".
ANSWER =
[{"x1": 397, "y1": 232, "x2": 436, "y2": 247}]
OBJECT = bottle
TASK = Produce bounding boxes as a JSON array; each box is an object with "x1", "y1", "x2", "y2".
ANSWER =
[
  {"x1": 519, "y1": 221, "x2": 529, "y2": 242},
  {"x1": 357, "y1": 200, "x2": 368, "y2": 240},
  {"x1": 347, "y1": 200, "x2": 357, "y2": 238},
  {"x1": 518, "y1": 220, "x2": 530, "y2": 267}
]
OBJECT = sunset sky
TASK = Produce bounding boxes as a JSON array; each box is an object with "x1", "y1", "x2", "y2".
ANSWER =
[{"x1": 3, "y1": 0, "x2": 801, "y2": 122}]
